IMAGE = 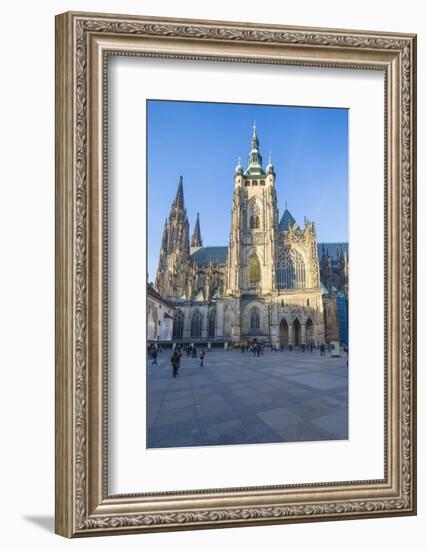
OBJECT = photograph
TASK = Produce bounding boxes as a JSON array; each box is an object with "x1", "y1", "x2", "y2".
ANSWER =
[{"x1": 147, "y1": 100, "x2": 349, "y2": 449}]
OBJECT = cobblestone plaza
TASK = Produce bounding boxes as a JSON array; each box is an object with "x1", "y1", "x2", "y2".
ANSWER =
[{"x1": 147, "y1": 349, "x2": 348, "y2": 448}]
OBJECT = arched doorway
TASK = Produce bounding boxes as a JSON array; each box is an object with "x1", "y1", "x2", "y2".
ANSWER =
[
  {"x1": 306, "y1": 318, "x2": 314, "y2": 345},
  {"x1": 292, "y1": 318, "x2": 301, "y2": 346},
  {"x1": 279, "y1": 319, "x2": 288, "y2": 347}
]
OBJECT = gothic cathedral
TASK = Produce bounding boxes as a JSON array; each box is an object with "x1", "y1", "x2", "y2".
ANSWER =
[{"x1": 154, "y1": 125, "x2": 348, "y2": 347}]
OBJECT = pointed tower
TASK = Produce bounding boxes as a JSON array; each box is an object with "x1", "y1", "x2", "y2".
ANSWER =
[
  {"x1": 191, "y1": 212, "x2": 203, "y2": 248},
  {"x1": 245, "y1": 122, "x2": 264, "y2": 175},
  {"x1": 227, "y1": 124, "x2": 279, "y2": 294},
  {"x1": 155, "y1": 176, "x2": 190, "y2": 299}
]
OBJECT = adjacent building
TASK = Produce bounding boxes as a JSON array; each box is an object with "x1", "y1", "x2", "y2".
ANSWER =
[{"x1": 147, "y1": 283, "x2": 176, "y2": 341}]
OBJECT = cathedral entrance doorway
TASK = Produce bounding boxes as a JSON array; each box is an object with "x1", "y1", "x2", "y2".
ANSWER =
[
  {"x1": 279, "y1": 319, "x2": 288, "y2": 347},
  {"x1": 292, "y1": 319, "x2": 301, "y2": 346}
]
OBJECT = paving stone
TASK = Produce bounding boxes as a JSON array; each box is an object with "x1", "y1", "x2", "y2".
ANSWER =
[
  {"x1": 257, "y1": 407, "x2": 304, "y2": 431},
  {"x1": 286, "y1": 373, "x2": 347, "y2": 390},
  {"x1": 155, "y1": 406, "x2": 196, "y2": 426},
  {"x1": 277, "y1": 422, "x2": 334, "y2": 443},
  {"x1": 292, "y1": 397, "x2": 339, "y2": 421},
  {"x1": 195, "y1": 401, "x2": 231, "y2": 418},
  {"x1": 202, "y1": 419, "x2": 254, "y2": 445},
  {"x1": 311, "y1": 411, "x2": 349, "y2": 438}
]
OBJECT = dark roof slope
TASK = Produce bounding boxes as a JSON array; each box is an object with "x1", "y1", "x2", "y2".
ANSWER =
[
  {"x1": 189, "y1": 243, "x2": 348, "y2": 267},
  {"x1": 190, "y1": 246, "x2": 228, "y2": 266},
  {"x1": 317, "y1": 242, "x2": 348, "y2": 260},
  {"x1": 278, "y1": 209, "x2": 298, "y2": 231},
  {"x1": 147, "y1": 283, "x2": 176, "y2": 309}
]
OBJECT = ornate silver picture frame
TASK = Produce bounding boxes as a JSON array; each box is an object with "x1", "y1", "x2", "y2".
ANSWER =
[{"x1": 55, "y1": 11, "x2": 416, "y2": 537}]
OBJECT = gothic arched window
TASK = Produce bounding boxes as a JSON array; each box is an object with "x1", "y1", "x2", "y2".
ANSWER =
[
  {"x1": 208, "y1": 310, "x2": 216, "y2": 338},
  {"x1": 250, "y1": 308, "x2": 260, "y2": 329},
  {"x1": 249, "y1": 254, "x2": 261, "y2": 285},
  {"x1": 248, "y1": 197, "x2": 260, "y2": 230},
  {"x1": 172, "y1": 310, "x2": 184, "y2": 340},
  {"x1": 276, "y1": 248, "x2": 306, "y2": 289},
  {"x1": 190, "y1": 309, "x2": 202, "y2": 338}
]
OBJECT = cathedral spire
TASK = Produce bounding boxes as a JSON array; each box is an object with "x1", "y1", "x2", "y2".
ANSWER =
[
  {"x1": 245, "y1": 123, "x2": 265, "y2": 175},
  {"x1": 191, "y1": 212, "x2": 203, "y2": 248},
  {"x1": 156, "y1": 177, "x2": 190, "y2": 299},
  {"x1": 251, "y1": 121, "x2": 259, "y2": 149},
  {"x1": 173, "y1": 175, "x2": 185, "y2": 209}
]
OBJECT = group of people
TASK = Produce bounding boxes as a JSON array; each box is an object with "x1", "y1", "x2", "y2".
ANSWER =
[
  {"x1": 239, "y1": 341, "x2": 329, "y2": 354},
  {"x1": 240, "y1": 340, "x2": 264, "y2": 357},
  {"x1": 149, "y1": 339, "x2": 349, "y2": 377}
]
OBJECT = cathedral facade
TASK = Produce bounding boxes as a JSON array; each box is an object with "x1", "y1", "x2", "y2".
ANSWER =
[{"x1": 154, "y1": 126, "x2": 348, "y2": 347}]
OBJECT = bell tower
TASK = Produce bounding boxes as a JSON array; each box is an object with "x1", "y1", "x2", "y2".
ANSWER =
[{"x1": 227, "y1": 124, "x2": 279, "y2": 295}]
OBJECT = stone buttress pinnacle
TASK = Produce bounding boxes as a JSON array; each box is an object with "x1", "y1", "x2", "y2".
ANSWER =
[{"x1": 191, "y1": 212, "x2": 203, "y2": 248}]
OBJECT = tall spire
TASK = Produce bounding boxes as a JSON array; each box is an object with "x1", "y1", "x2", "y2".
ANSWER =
[
  {"x1": 191, "y1": 212, "x2": 203, "y2": 248},
  {"x1": 173, "y1": 175, "x2": 184, "y2": 209},
  {"x1": 245, "y1": 123, "x2": 265, "y2": 175},
  {"x1": 251, "y1": 121, "x2": 259, "y2": 149}
]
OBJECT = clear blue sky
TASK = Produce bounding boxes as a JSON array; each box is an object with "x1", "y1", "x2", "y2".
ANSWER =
[{"x1": 147, "y1": 100, "x2": 348, "y2": 281}]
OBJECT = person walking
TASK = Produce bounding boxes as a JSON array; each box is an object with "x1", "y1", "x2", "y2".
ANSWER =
[
  {"x1": 199, "y1": 348, "x2": 205, "y2": 367},
  {"x1": 151, "y1": 348, "x2": 158, "y2": 366},
  {"x1": 170, "y1": 348, "x2": 181, "y2": 378}
]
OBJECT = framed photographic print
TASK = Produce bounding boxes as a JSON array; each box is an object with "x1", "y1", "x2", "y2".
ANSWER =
[{"x1": 55, "y1": 11, "x2": 417, "y2": 537}]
